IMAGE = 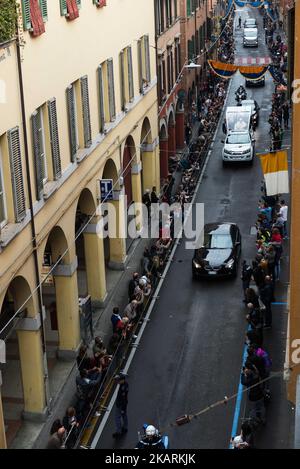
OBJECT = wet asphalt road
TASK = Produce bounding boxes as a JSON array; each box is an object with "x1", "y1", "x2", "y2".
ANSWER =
[{"x1": 96, "y1": 7, "x2": 294, "y2": 449}]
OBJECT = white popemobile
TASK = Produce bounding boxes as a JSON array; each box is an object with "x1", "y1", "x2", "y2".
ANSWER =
[{"x1": 222, "y1": 105, "x2": 255, "y2": 165}]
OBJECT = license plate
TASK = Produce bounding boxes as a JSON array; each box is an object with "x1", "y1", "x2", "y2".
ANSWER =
[{"x1": 208, "y1": 271, "x2": 217, "y2": 275}]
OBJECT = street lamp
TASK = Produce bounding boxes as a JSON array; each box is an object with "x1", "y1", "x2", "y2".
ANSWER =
[{"x1": 184, "y1": 62, "x2": 202, "y2": 105}]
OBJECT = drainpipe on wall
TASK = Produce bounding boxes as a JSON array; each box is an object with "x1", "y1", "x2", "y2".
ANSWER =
[{"x1": 15, "y1": 16, "x2": 50, "y2": 410}]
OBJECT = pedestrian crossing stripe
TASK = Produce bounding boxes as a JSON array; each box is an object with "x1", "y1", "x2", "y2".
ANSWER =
[{"x1": 235, "y1": 57, "x2": 272, "y2": 65}]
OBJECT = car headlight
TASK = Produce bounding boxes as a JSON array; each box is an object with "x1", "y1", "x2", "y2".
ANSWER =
[
  {"x1": 242, "y1": 149, "x2": 250, "y2": 154},
  {"x1": 224, "y1": 149, "x2": 231, "y2": 154},
  {"x1": 225, "y1": 259, "x2": 235, "y2": 269},
  {"x1": 193, "y1": 260, "x2": 202, "y2": 269}
]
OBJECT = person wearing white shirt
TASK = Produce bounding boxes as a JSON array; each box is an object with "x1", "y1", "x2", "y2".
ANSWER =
[{"x1": 279, "y1": 200, "x2": 288, "y2": 238}]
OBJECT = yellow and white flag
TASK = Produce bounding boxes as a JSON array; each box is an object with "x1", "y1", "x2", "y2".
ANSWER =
[{"x1": 259, "y1": 150, "x2": 289, "y2": 196}]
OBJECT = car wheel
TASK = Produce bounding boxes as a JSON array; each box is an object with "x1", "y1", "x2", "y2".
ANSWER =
[
  {"x1": 249, "y1": 158, "x2": 253, "y2": 166},
  {"x1": 222, "y1": 160, "x2": 227, "y2": 168}
]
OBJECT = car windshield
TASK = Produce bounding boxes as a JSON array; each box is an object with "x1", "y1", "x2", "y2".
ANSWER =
[
  {"x1": 245, "y1": 20, "x2": 256, "y2": 25},
  {"x1": 245, "y1": 30, "x2": 257, "y2": 37},
  {"x1": 204, "y1": 234, "x2": 233, "y2": 249},
  {"x1": 226, "y1": 133, "x2": 250, "y2": 144}
]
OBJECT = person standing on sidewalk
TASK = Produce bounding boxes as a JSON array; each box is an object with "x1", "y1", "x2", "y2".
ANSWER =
[
  {"x1": 113, "y1": 373, "x2": 129, "y2": 438},
  {"x1": 279, "y1": 199, "x2": 288, "y2": 238},
  {"x1": 259, "y1": 276, "x2": 274, "y2": 329}
]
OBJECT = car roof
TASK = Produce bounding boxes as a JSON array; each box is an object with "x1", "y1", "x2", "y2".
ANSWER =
[
  {"x1": 244, "y1": 28, "x2": 258, "y2": 32},
  {"x1": 241, "y1": 100, "x2": 255, "y2": 104},
  {"x1": 245, "y1": 18, "x2": 256, "y2": 23},
  {"x1": 204, "y1": 223, "x2": 237, "y2": 235}
]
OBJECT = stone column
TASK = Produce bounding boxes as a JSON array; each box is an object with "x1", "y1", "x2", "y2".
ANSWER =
[
  {"x1": 131, "y1": 162, "x2": 143, "y2": 233},
  {"x1": 175, "y1": 110, "x2": 185, "y2": 150},
  {"x1": 159, "y1": 138, "x2": 169, "y2": 181},
  {"x1": 16, "y1": 317, "x2": 47, "y2": 421},
  {"x1": 168, "y1": 123, "x2": 176, "y2": 158},
  {"x1": 108, "y1": 190, "x2": 127, "y2": 270},
  {"x1": 53, "y1": 257, "x2": 81, "y2": 357}
]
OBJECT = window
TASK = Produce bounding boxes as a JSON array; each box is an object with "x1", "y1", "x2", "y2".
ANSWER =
[
  {"x1": 98, "y1": 59, "x2": 116, "y2": 128},
  {"x1": 66, "y1": 83, "x2": 79, "y2": 161},
  {"x1": 0, "y1": 149, "x2": 7, "y2": 227},
  {"x1": 47, "y1": 98, "x2": 62, "y2": 180},
  {"x1": 7, "y1": 127, "x2": 26, "y2": 222},
  {"x1": 119, "y1": 46, "x2": 134, "y2": 111},
  {"x1": 175, "y1": 39, "x2": 180, "y2": 78},
  {"x1": 187, "y1": 0, "x2": 191, "y2": 17},
  {"x1": 31, "y1": 106, "x2": 48, "y2": 199},
  {"x1": 22, "y1": 0, "x2": 47, "y2": 36},
  {"x1": 60, "y1": 0, "x2": 80, "y2": 20},
  {"x1": 204, "y1": 234, "x2": 233, "y2": 249},
  {"x1": 138, "y1": 35, "x2": 151, "y2": 93},
  {"x1": 80, "y1": 76, "x2": 92, "y2": 148}
]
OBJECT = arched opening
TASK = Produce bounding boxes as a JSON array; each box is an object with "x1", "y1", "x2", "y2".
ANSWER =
[
  {"x1": 41, "y1": 226, "x2": 75, "y2": 381},
  {"x1": 102, "y1": 158, "x2": 119, "y2": 269},
  {"x1": 167, "y1": 109, "x2": 176, "y2": 174},
  {"x1": 123, "y1": 136, "x2": 138, "y2": 252},
  {"x1": 140, "y1": 117, "x2": 153, "y2": 195},
  {"x1": 0, "y1": 277, "x2": 34, "y2": 447},
  {"x1": 159, "y1": 122, "x2": 168, "y2": 182}
]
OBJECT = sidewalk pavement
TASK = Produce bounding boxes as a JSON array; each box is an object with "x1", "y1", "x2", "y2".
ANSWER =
[{"x1": 9, "y1": 120, "x2": 201, "y2": 449}]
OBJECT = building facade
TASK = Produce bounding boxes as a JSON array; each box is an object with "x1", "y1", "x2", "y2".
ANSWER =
[
  {"x1": 155, "y1": 0, "x2": 219, "y2": 181},
  {"x1": 0, "y1": 0, "x2": 158, "y2": 448}
]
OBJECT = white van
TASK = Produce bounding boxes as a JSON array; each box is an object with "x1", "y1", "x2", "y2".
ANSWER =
[
  {"x1": 222, "y1": 106, "x2": 255, "y2": 164},
  {"x1": 243, "y1": 28, "x2": 258, "y2": 47}
]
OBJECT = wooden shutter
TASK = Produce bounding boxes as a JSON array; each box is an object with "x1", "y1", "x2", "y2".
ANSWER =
[
  {"x1": 66, "y1": 85, "x2": 77, "y2": 161},
  {"x1": 137, "y1": 39, "x2": 143, "y2": 93},
  {"x1": 97, "y1": 66, "x2": 105, "y2": 132},
  {"x1": 7, "y1": 128, "x2": 26, "y2": 222},
  {"x1": 144, "y1": 35, "x2": 151, "y2": 83},
  {"x1": 187, "y1": 0, "x2": 191, "y2": 17},
  {"x1": 60, "y1": 0, "x2": 67, "y2": 15},
  {"x1": 80, "y1": 76, "x2": 92, "y2": 148},
  {"x1": 127, "y1": 46, "x2": 134, "y2": 102},
  {"x1": 107, "y1": 59, "x2": 116, "y2": 121},
  {"x1": 48, "y1": 98, "x2": 62, "y2": 179},
  {"x1": 39, "y1": 0, "x2": 48, "y2": 21},
  {"x1": 31, "y1": 111, "x2": 44, "y2": 200},
  {"x1": 22, "y1": 0, "x2": 31, "y2": 30},
  {"x1": 119, "y1": 51, "x2": 125, "y2": 111}
]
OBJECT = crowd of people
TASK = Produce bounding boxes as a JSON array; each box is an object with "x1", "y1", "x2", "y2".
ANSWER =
[
  {"x1": 232, "y1": 190, "x2": 288, "y2": 449},
  {"x1": 218, "y1": 17, "x2": 235, "y2": 63},
  {"x1": 268, "y1": 89, "x2": 290, "y2": 151}
]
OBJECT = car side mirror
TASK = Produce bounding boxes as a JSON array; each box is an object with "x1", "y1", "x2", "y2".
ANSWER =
[
  {"x1": 235, "y1": 241, "x2": 241, "y2": 246},
  {"x1": 252, "y1": 139, "x2": 256, "y2": 142},
  {"x1": 221, "y1": 140, "x2": 225, "y2": 143}
]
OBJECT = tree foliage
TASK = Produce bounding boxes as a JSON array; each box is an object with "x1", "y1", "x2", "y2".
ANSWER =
[{"x1": 0, "y1": 0, "x2": 17, "y2": 44}]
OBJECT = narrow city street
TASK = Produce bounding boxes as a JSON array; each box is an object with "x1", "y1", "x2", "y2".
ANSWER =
[{"x1": 95, "y1": 7, "x2": 294, "y2": 450}]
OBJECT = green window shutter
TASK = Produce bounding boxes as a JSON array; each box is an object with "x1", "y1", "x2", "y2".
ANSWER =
[
  {"x1": 22, "y1": 0, "x2": 31, "y2": 30},
  {"x1": 107, "y1": 59, "x2": 116, "y2": 121},
  {"x1": 7, "y1": 127, "x2": 26, "y2": 222},
  {"x1": 48, "y1": 98, "x2": 62, "y2": 180},
  {"x1": 187, "y1": 0, "x2": 191, "y2": 17},
  {"x1": 80, "y1": 76, "x2": 92, "y2": 148},
  {"x1": 66, "y1": 85, "x2": 77, "y2": 162},
  {"x1": 76, "y1": 0, "x2": 81, "y2": 8},
  {"x1": 39, "y1": 0, "x2": 48, "y2": 22},
  {"x1": 97, "y1": 65, "x2": 105, "y2": 132},
  {"x1": 144, "y1": 35, "x2": 151, "y2": 84},
  {"x1": 60, "y1": 0, "x2": 67, "y2": 16},
  {"x1": 31, "y1": 111, "x2": 44, "y2": 200},
  {"x1": 127, "y1": 46, "x2": 134, "y2": 102},
  {"x1": 119, "y1": 51, "x2": 126, "y2": 111},
  {"x1": 137, "y1": 39, "x2": 143, "y2": 93}
]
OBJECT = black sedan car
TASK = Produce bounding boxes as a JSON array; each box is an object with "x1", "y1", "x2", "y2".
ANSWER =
[{"x1": 192, "y1": 223, "x2": 241, "y2": 279}]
